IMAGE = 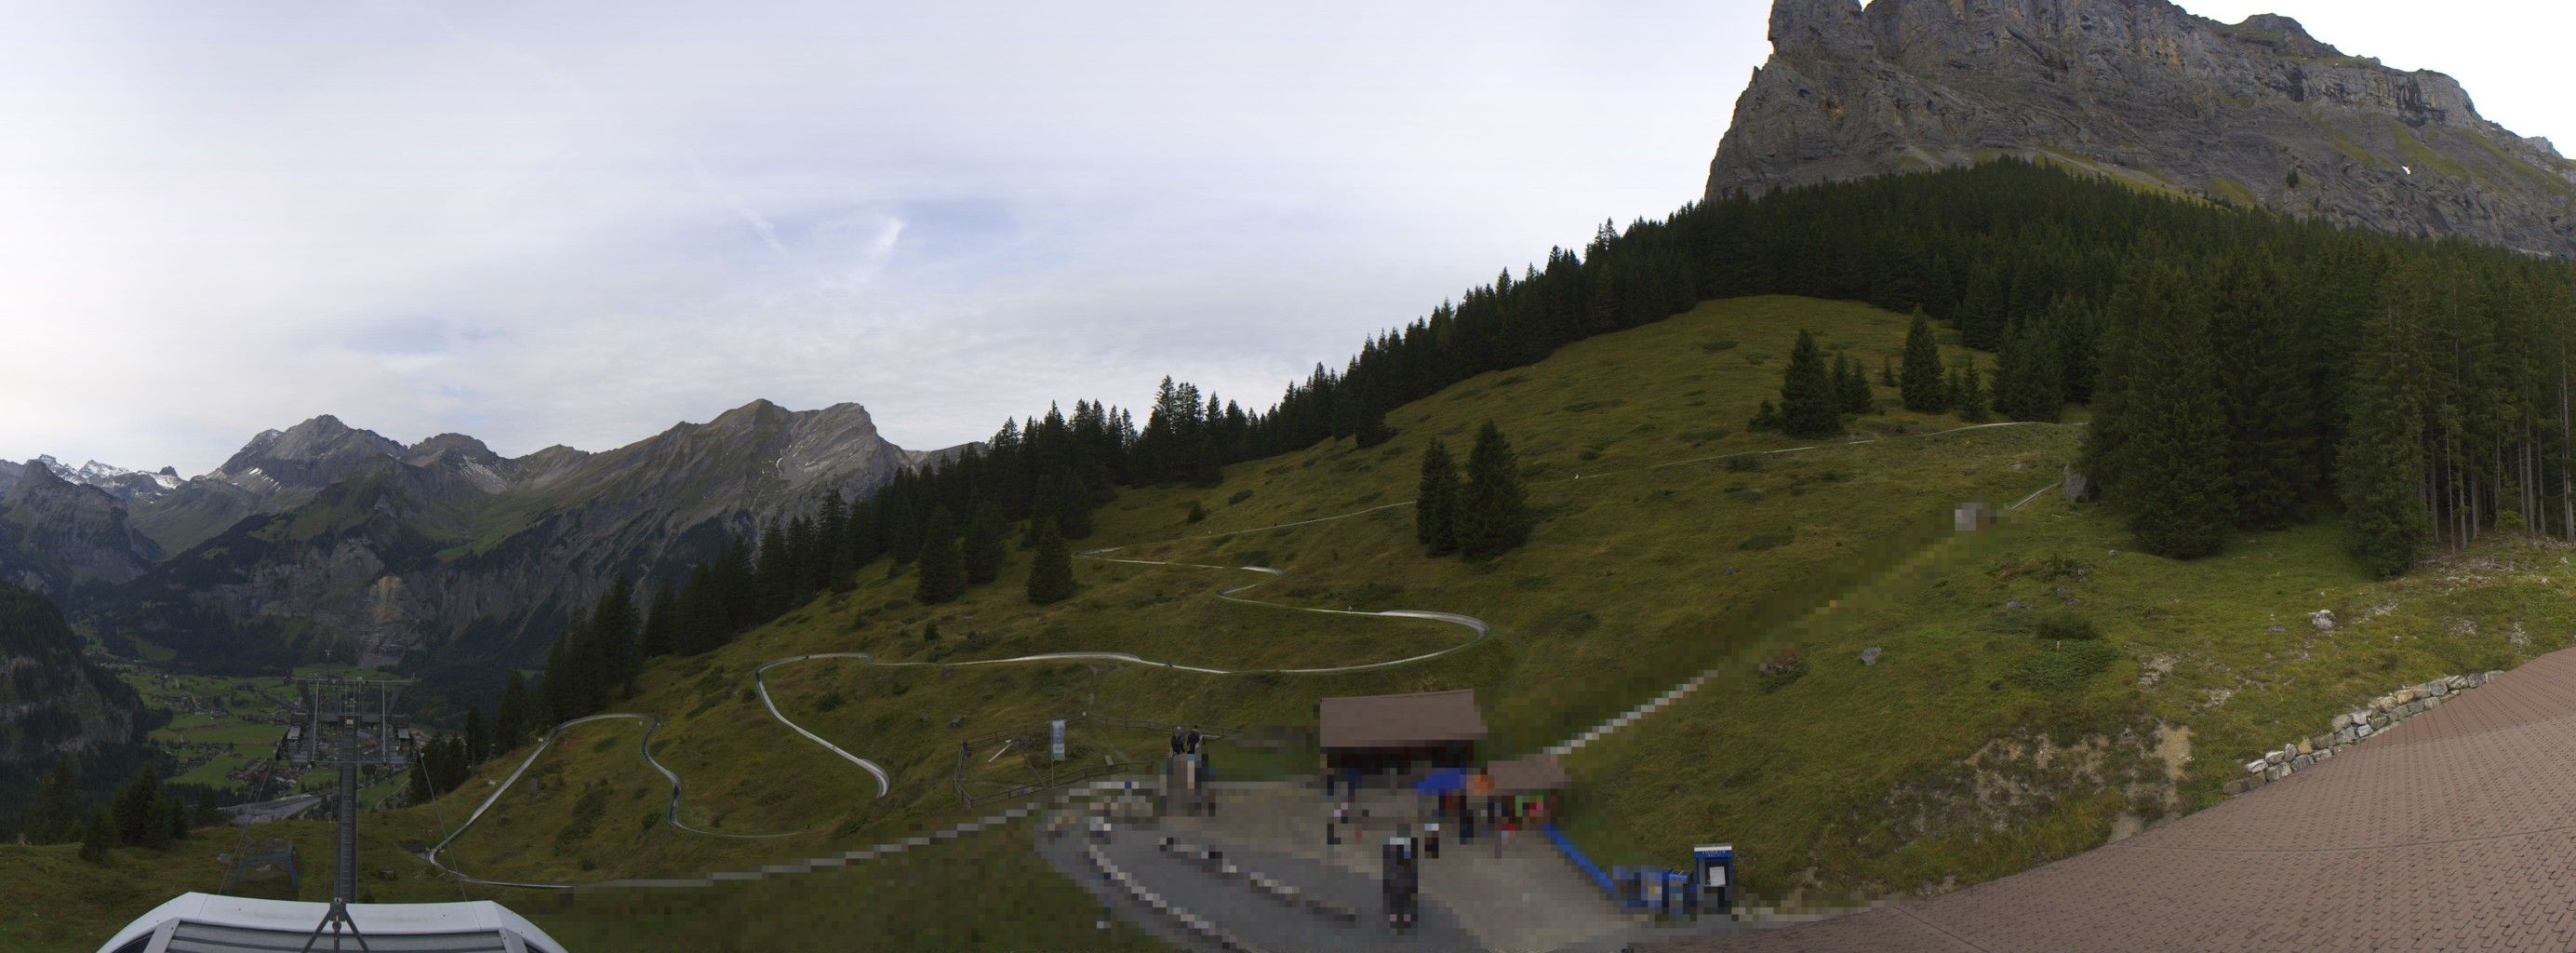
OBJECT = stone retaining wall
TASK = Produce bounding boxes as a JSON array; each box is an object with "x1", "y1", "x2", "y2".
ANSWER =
[{"x1": 2223, "y1": 670, "x2": 2503, "y2": 795}]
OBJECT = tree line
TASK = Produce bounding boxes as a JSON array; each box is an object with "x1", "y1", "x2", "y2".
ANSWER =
[
  {"x1": 440, "y1": 158, "x2": 2576, "y2": 788},
  {"x1": 18, "y1": 757, "x2": 221, "y2": 861}
]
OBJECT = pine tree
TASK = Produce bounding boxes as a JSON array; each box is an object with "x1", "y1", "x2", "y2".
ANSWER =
[
  {"x1": 593, "y1": 575, "x2": 640, "y2": 698},
  {"x1": 1955, "y1": 360, "x2": 1992, "y2": 423},
  {"x1": 639, "y1": 584, "x2": 676, "y2": 658},
  {"x1": 164, "y1": 795, "x2": 188, "y2": 841},
  {"x1": 1992, "y1": 320, "x2": 2063, "y2": 423},
  {"x1": 1455, "y1": 423, "x2": 1534, "y2": 559},
  {"x1": 1416, "y1": 440, "x2": 1462, "y2": 557},
  {"x1": 1052, "y1": 469, "x2": 1096, "y2": 540},
  {"x1": 1025, "y1": 523, "x2": 1075, "y2": 605},
  {"x1": 495, "y1": 670, "x2": 532, "y2": 751},
  {"x1": 541, "y1": 611, "x2": 583, "y2": 721},
  {"x1": 817, "y1": 490, "x2": 856, "y2": 590},
  {"x1": 113, "y1": 766, "x2": 167, "y2": 849},
  {"x1": 2338, "y1": 288, "x2": 2431, "y2": 577},
  {"x1": 463, "y1": 707, "x2": 489, "y2": 765},
  {"x1": 20, "y1": 757, "x2": 78, "y2": 844},
  {"x1": 1777, "y1": 329, "x2": 1843, "y2": 437},
  {"x1": 755, "y1": 518, "x2": 794, "y2": 612},
  {"x1": 961, "y1": 502, "x2": 1007, "y2": 584},
  {"x1": 2102, "y1": 272, "x2": 2233, "y2": 558},
  {"x1": 1878, "y1": 357, "x2": 1898, "y2": 387},
  {"x1": 78, "y1": 806, "x2": 111, "y2": 863},
  {"x1": 1901, "y1": 309, "x2": 1949, "y2": 412},
  {"x1": 914, "y1": 506, "x2": 968, "y2": 604},
  {"x1": 1749, "y1": 399, "x2": 1782, "y2": 433},
  {"x1": 1835, "y1": 353, "x2": 1874, "y2": 414}
]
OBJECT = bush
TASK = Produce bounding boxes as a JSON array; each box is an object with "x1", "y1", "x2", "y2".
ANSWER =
[
  {"x1": 1756, "y1": 651, "x2": 1809, "y2": 691},
  {"x1": 1185, "y1": 502, "x2": 1207, "y2": 523},
  {"x1": 2012, "y1": 639, "x2": 2120, "y2": 692},
  {"x1": 1725, "y1": 454, "x2": 1765, "y2": 473},
  {"x1": 2034, "y1": 611, "x2": 2100, "y2": 641},
  {"x1": 1739, "y1": 530, "x2": 1795, "y2": 551},
  {"x1": 1227, "y1": 490, "x2": 1255, "y2": 505}
]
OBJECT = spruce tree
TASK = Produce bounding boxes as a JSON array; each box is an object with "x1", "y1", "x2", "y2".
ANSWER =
[
  {"x1": 1777, "y1": 329, "x2": 1843, "y2": 437},
  {"x1": 1992, "y1": 320, "x2": 2063, "y2": 423},
  {"x1": 593, "y1": 575, "x2": 640, "y2": 697},
  {"x1": 755, "y1": 518, "x2": 794, "y2": 613},
  {"x1": 639, "y1": 585, "x2": 676, "y2": 658},
  {"x1": 914, "y1": 506, "x2": 968, "y2": 604},
  {"x1": 1955, "y1": 360, "x2": 1992, "y2": 423},
  {"x1": 78, "y1": 806, "x2": 111, "y2": 863},
  {"x1": 463, "y1": 707, "x2": 489, "y2": 765},
  {"x1": 1416, "y1": 440, "x2": 1462, "y2": 557},
  {"x1": 1835, "y1": 353, "x2": 1874, "y2": 414},
  {"x1": 495, "y1": 671, "x2": 532, "y2": 752},
  {"x1": 21, "y1": 758, "x2": 78, "y2": 844},
  {"x1": 1025, "y1": 523, "x2": 1075, "y2": 605},
  {"x1": 1749, "y1": 399, "x2": 1782, "y2": 433},
  {"x1": 113, "y1": 766, "x2": 167, "y2": 848},
  {"x1": 2338, "y1": 297, "x2": 2431, "y2": 577},
  {"x1": 1455, "y1": 423, "x2": 1534, "y2": 559},
  {"x1": 2102, "y1": 274, "x2": 2233, "y2": 558},
  {"x1": 1878, "y1": 357, "x2": 1898, "y2": 388},
  {"x1": 1901, "y1": 308, "x2": 1949, "y2": 412},
  {"x1": 961, "y1": 502, "x2": 1007, "y2": 584}
]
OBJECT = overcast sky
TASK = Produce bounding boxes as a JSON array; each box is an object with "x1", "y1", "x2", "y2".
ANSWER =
[{"x1": 2, "y1": 1, "x2": 2568, "y2": 476}]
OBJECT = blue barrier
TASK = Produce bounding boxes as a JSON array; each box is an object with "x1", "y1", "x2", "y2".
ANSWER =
[{"x1": 1542, "y1": 823, "x2": 1620, "y2": 901}]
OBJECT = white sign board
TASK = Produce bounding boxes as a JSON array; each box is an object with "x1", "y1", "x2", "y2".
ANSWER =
[{"x1": 1050, "y1": 718, "x2": 1066, "y2": 761}]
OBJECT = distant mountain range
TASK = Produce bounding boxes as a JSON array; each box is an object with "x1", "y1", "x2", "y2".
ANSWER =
[
  {"x1": 1715, "y1": 0, "x2": 2576, "y2": 256},
  {"x1": 0, "y1": 399, "x2": 955, "y2": 679}
]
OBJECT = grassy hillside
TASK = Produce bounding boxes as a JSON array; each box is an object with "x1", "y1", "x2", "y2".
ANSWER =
[
  {"x1": 407, "y1": 295, "x2": 2076, "y2": 883},
  {"x1": 33, "y1": 291, "x2": 2569, "y2": 945}
]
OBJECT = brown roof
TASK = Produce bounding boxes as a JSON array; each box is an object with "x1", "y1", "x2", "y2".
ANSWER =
[
  {"x1": 1485, "y1": 754, "x2": 1571, "y2": 792},
  {"x1": 1317, "y1": 690, "x2": 1487, "y2": 750}
]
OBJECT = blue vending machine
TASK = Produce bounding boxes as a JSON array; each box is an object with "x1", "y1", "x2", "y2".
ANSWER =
[{"x1": 1692, "y1": 843, "x2": 1736, "y2": 914}]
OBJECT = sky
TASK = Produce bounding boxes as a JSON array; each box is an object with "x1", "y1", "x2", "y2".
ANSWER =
[{"x1": 0, "y1": 1, "x2": 2569, "y2": 476}]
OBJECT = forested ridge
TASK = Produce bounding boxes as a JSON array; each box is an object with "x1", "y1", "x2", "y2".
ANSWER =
[{"x1": 506, "y1": 158, "x2": 2576, "y2": 755}]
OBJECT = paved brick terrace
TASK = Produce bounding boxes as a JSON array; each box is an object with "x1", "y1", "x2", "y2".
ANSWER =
[{"x1": 1661, "y1": 646, "x2": 2576, "y2": 952}]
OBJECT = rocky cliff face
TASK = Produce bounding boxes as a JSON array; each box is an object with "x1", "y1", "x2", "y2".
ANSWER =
[
  {"x1": 86, "y1": 399, "x2": 934, "y2": 674},
  {"x1": 1712, "y1": 0, "x2": 2576, "y2": 256},
  {"x1": 0, "y1": 584, "x2": 142, "y2": 765},
  {"x1": 0, "y1": 461, "x2": 163, "y2": 599}
]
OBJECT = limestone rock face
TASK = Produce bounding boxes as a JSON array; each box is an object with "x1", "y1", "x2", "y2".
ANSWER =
[{"x1": 1709, "y1": 0, "x2": 2576, "y2": 256}]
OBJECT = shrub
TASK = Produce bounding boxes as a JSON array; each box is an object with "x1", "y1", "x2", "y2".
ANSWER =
[
  {"x1": 1739, "y1": 530, "x2": 1795, "y2": 551},
  {"x1": 1185, "y1": 502, "x2": 1207, "y2": 523},
  {"x1": 1756, "y1": 651, "x2": 1809, "y2": 691},
  {"x1": 1725, "y1": 454, "x2": 1765, "y2": 473},
  {"x1": 2033, "y1": 611, "x2": 2100, "y2": 642},
  {"x1": 2012, "y1": 639, "x2": 2119, "y2": 691}
]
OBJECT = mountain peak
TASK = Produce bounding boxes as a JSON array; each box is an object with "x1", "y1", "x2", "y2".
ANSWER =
[
  {"x1": 408, "y1": 433, "x2": 498, "y2": 464},
  {"x1": 1711, "y1": 0, "x2": 2576, "y2": 255}
]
